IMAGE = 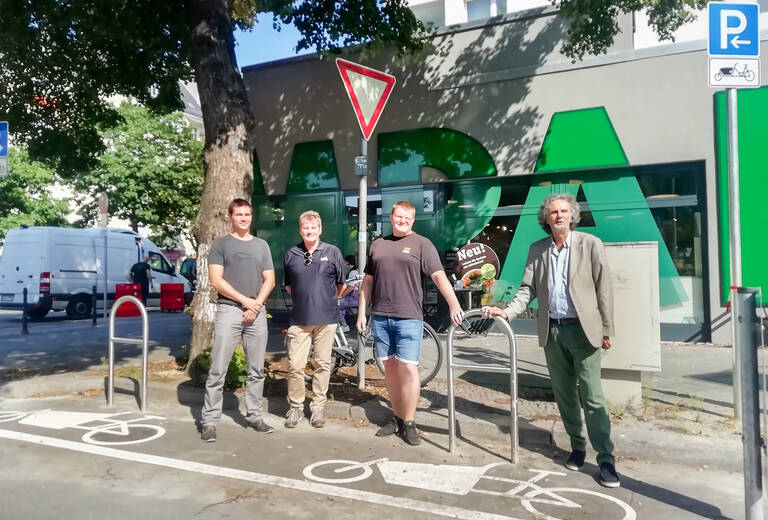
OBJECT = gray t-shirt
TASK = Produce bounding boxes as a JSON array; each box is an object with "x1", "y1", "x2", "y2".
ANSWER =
[
  {"x1": 364, "y1": 232, "x2": 444, "y2": 320},
  {"x1": 208, "y1": 234, "x2": 274, "y2": 307}
]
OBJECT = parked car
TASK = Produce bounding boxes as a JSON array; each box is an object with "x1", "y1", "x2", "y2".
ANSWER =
[
  {"x1": 179, "y1": 257, "x2": 197, "y2": 293},
  {"x1": 0, "y1": 226, "x2": 192, "y2": 319}
]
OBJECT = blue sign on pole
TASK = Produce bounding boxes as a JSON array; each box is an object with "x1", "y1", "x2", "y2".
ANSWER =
[
  {"x1": 0, "y1": 121, "x2": 7, "y2": 158},
  {"x1": 708, "y1": 2, "x2": 760, "y2": 56}
]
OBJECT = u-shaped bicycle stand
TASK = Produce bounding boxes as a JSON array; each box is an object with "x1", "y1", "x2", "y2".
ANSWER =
[
  {"x1": 107, "y1": 295, "x2": 150, "y2": 412},
  {"x1": 446, "y1": 309, "x2": 519, "y2": 463}
]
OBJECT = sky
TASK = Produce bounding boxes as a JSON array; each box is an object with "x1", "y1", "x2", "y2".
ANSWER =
[{"x1": 233, "y1": 13, "x2": 313, "y2": 69}]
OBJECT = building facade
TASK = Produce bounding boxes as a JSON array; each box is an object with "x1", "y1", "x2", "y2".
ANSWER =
[{"x1": 242, "y1": 7, "x2": 768, "y2": 342}]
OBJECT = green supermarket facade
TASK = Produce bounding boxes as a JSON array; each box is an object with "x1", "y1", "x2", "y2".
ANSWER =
[{"x1": 241, "y1": 9, "x2": 768, "y2": 343}]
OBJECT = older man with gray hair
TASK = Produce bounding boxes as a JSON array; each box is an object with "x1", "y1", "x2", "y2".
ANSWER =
[
  {"x1": 283, "y1": 210, "x2": 345, "y2": 429},
  {"x1": 482, "y1": 192, "x2": 618, "y2": 488}
]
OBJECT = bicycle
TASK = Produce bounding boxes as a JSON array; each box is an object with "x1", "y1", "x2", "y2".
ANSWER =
[
  {"x1": 302, "y1": 458, "x2": 636, "y2": 520},
  {"x1": 287, "y1": 274, "x2": 444, "y2": 387},
  {"x1": 0, "y1": 409, "x2": 166, "y2": 446},
  {"x1": 331, "y1": 319, "x2": 443, "y2": 387}
]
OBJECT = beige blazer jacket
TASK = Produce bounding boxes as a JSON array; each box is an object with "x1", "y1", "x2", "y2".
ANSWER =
[{"x1": 503, "y1": 231, "x2": 614, "y2": 348}]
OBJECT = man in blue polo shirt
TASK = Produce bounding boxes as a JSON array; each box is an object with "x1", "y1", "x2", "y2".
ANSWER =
[{"x1": 283, "y1": 210, "x2": 345, "y2": 429}]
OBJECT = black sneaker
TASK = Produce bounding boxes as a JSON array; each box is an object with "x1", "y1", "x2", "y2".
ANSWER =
[
  {"x1": 375, "y1": 416, "x2": 402, "y2": 437},
  {"x1": 599, "y1": 462, "x2": 621, "y2": 488},
  {"x1": 565, "y1": 449, "x2": 586, "y2": 471},
  {"x1": 249, "y1": 419, "x2": 275, "y2": 434},
  {"x1": 201, "y1": 425, "x2": 217, "y2": 442},
  {"x1": 400, "y1": 421, "x2": 422, "y2": 446}
]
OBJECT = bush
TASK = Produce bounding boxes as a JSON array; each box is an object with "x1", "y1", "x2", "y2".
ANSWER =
[{"x1": 196, "y1": 347, "x2": 247, "y2": 390}]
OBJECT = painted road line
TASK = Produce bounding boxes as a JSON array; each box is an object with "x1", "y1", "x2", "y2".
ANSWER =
[{"x1": 0, "y1": 428, "x2": 524, "y2": 520}]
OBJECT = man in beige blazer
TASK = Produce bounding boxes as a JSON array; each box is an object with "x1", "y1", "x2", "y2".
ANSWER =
[{"x1": 483, "y1": 192, "x2": 619, "y2": 488}]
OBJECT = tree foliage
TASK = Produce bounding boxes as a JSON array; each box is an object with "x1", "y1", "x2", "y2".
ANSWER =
[
  {"x1": 71, "y1": 102, "x2": 204, "y2": 246},
  {"x1": 0, "y1": 148, "x2": 68, "y2": 241},
  {"x1": 0, "y1": 0, "x2": 193, "y2": 177},
  {"x1": 558, "y1": 0, "x2": 707, "y2": 59}
]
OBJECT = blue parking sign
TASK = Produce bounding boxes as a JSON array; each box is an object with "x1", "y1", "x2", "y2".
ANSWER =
[
  {"x1": 709, "y1": 2, "x2": 760, "y2": 56},
  {"x1": 0, "y1": 121, "x2": 7, "y2": 158}
]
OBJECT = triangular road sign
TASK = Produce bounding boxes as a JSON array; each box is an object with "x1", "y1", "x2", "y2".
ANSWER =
[{"x1": 336, "y1": 58, "x2": 396, "y2": 141}]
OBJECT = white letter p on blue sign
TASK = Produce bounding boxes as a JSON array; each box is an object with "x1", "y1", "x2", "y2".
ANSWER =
[{"x1": 709, "y1": 2, "x2": 760, "y2": 56}]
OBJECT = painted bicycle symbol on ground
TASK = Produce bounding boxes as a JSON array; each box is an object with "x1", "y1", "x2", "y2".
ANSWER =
[
  {"x1": 0, "y1": 410, "x2": 165, "y2": 446},
  {"x1": 303, "y1": 458, "x2": 636, "y2": 520}
]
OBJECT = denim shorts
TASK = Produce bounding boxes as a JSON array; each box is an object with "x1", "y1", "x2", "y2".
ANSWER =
[{"x1": 370, "y1": 315, "x2": 423, "y2": 365}]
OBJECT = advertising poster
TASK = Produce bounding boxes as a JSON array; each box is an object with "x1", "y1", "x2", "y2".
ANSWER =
[{"x1": 453, "y1": 243, "x2": 500, "y2": 291}]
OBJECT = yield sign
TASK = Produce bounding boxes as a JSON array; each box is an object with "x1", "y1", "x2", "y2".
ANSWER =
[{"x1": 336, "y1": 58, "x2": 396, "y2": 141}]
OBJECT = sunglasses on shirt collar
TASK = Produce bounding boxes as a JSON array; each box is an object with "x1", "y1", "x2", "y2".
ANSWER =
[{"x1": 303, "y1": 250, "x2": 313, "y2": 266}]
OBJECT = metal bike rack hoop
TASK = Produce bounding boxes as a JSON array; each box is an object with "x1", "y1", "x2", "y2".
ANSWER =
[
  {"x1": 446, "y1": 308, "x2": 518, "y2": 463},
  {"x1": 108, "y1": 296, "x2": 150, "y2": 412}
]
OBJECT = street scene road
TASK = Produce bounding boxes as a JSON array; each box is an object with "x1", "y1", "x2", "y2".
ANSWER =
[
  {"x1": 4, "y1": 1, "x2": 768, "y2": 518},
  {"x1": 0, "y1": 309, "x2": 754, "y2": 519}
]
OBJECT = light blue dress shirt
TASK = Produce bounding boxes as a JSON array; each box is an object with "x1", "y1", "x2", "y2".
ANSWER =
[{"x1": 548, "y1": 232, "x2": 578, "y2": 319}]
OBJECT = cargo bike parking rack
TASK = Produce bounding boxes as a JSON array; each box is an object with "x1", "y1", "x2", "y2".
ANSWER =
[{"x1": 446, "y1": 308, "x2": 519, "y2": 463}]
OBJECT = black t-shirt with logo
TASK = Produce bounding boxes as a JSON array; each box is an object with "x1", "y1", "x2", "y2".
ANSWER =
[{"x1": 364, "y1": 233, "x2": 443, "y2": 320}]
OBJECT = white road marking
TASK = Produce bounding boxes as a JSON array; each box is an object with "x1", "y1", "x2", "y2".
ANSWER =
[{"x1": 0, "y1": 428, "x2": 524, "y2": 520}]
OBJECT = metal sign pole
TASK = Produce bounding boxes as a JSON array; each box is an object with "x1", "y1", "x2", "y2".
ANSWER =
[
  {"x1": 727, "y1": 87, "x2": 743, "y2": 418},
  {"x1": 104, "y1": 229, "x2": 108, "y2": 322},
  {"x1": 99, "y1": 192, "x2": 109, "y2": 323},
  {"x1": 357, "y1": 138, "x2": 368, "y2": 390},
  {"x1": 335, "y1": 59, "x2": 394, "y2": 390},
  {"x1": 735, "y1": 288, "x2": 763, "y2": 520}
]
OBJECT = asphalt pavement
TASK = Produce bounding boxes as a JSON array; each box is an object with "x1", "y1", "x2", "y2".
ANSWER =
[{"x1": 0, "y1": 308, "x2": 763, "y2": 519}]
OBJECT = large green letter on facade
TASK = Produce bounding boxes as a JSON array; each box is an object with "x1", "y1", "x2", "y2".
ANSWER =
[
  {"x1": 285, "y1": 140, "x2": 340, "y2": 193},
  {"x1": 497, "y1": 107, "x2": 686, "y2": 308},
  {"x1": 378, "y1": 128, "x2": 500, "y2": 250}
]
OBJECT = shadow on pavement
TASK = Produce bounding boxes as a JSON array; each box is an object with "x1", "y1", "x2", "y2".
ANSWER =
[{"x1": 175, "y1": 381, "x2": 247, "y2": 431}]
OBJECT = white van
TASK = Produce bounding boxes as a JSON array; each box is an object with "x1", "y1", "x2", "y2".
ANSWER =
[{"x1": 0, "y1": 226, "x2": 192, "y2": 319}]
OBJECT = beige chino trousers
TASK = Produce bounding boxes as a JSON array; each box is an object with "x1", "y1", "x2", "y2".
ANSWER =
[{"x1": 286, "y1": 324, "x2": 336, "y2": 409}]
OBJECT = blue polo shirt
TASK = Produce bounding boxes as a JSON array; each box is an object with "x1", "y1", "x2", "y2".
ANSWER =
[{"x1": 284, "y1": 241, "x2": 345, "y2": 326}]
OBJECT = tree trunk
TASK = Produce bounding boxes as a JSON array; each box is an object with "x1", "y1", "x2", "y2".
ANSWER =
[{"x1": 185, "y1": 0, "x2": 256, "y2": 377}]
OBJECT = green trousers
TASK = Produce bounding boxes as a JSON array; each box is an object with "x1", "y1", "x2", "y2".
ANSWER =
[{"x1": 544, "y1": 322, "x2": 615, "y2": 466}]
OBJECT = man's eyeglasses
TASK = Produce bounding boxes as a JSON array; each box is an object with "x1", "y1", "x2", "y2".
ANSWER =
[{"x1": 303, "y1": 251, "x2": 313, "y2": 266}]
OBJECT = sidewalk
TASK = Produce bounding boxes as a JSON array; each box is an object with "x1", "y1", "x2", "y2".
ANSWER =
[{"x1": 0, "y1": 329, "x2": 748, "y2": 472}]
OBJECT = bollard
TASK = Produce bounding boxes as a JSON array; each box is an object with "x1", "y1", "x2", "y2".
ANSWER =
[
  {"x1": 92, "y1": 285, "x2": 98, "y2": 325},
  {"x1": 21, "y1": 288, "x2": 29, "y2": 334},
  {"x1": 735, "y1": 287, "x2": 763, "y2": 520}
]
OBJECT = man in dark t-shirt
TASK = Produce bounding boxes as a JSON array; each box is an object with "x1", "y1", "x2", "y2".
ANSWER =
[
  {"x1": 357, "y1": 201, "x2": 464, "y2": 446},
  {"x1": 283, "y1": 210, "x2": 345, "y2": 429},
  {"x1": 129, "y1": 257, "x2": 151, "y2": 304}
]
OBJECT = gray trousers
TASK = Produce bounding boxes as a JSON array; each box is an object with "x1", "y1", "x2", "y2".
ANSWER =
[{"x1": 202, "y1": 304, "x2": 268, "y2": 426}]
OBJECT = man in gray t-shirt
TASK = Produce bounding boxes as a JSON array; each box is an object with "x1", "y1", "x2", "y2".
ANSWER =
[
  {"x1": 200, "y1": 198, "x2": 276, "y2": 442},
  {"x1": 357, "y1": 201, "x2": 464, "y2": 446}
]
